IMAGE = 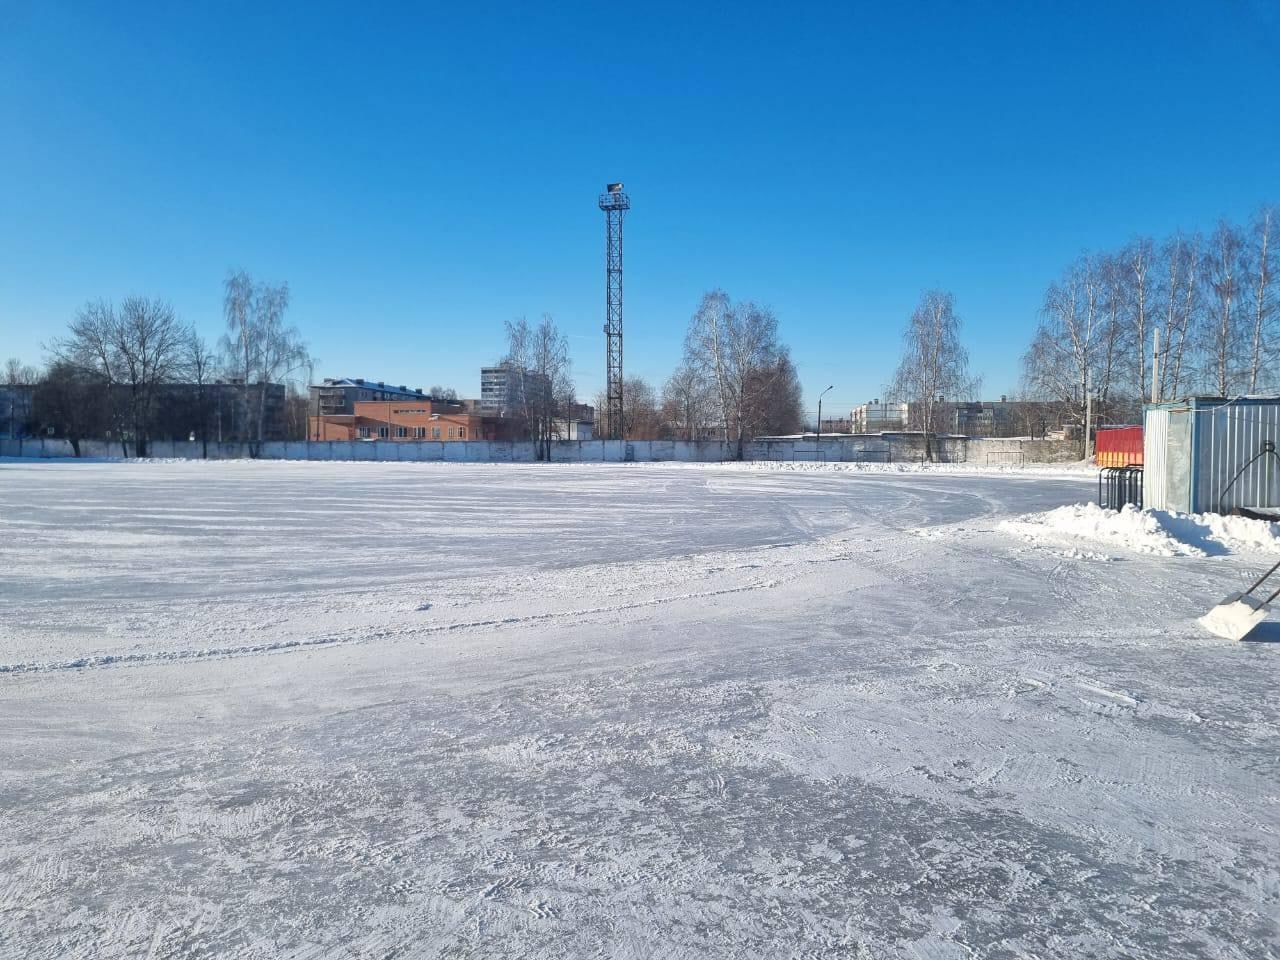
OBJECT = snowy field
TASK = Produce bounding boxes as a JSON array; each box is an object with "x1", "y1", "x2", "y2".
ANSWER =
[{"x1": 1, "y1": 459, "x2": 1276, "y2": 959}]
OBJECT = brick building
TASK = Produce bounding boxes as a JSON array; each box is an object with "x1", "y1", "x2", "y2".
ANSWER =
[
  {"x1": 309, "y1": 378, "x2": 431, "y2": 418},
  {"x1": 309, "y1": 398, "x2": 507, "y2": 442}
]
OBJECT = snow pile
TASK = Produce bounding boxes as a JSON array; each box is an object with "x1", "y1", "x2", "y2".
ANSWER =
[
  {"x1": 1002, "y1": 503, "x2": 1204, "y2": 557},
  {"x1": 1003, "y1": 502, "x2": 1280, "y2": 557},
  {"x1": 1197, "y1": 512, "x2": 1280, "y2": 553}
]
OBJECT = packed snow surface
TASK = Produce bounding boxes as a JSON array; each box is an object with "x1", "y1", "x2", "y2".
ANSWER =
[{"x1": 1, "y1": 459, "x2": 1277, "y2": 959}]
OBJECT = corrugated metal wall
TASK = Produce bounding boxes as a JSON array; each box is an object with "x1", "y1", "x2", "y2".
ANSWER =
[
  {"x1": 1143, "y1": 408, "x2": 1169, "y2": 509},
  {"x1": 1193, "y1": 400, "x2": 1280, "y2": 512}
]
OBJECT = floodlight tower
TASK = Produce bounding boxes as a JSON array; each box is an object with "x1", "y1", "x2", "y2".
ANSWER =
[{"x1": 599, "y1": 182, "x2": 630, "y2": 440}]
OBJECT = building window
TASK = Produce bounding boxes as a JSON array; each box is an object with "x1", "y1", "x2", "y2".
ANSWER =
[
  {"x1": 357, "y1": 427, "x2": 369, "y2": 438},
  {"x1": 414, "y1": 426, "x2": 426, "y2": 439},
  {"x1": 378, "y1": 426, "x2": 389, "y2": 439},
  {"x1": 432, "y1": 426, "x2": 441, "y2": 439},
  {"x1": 458, "y1": 427, "x2": 466, "y2": 439},
  {"x1": 395, "y1": 426, "x2": 408, "y2": 438},
  {"x1": 447, "y1": 427, "x2": 456, "y2": 439}
]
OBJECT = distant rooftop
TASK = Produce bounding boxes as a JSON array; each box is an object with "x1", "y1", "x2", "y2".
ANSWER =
[{"x1": 314, "y1": 378, "x2": 425, "y2": 398}]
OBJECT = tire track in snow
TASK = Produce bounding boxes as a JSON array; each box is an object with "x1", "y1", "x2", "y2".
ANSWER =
[{"x1": 0, "y1": 578, "x2": 790, "y2": 676}]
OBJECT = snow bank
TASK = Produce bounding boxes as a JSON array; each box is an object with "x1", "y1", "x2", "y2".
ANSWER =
[
  {"x1": 1198, "y1": 512, "x2": 1280, "y2": 552},
  {"x1": 1002, "y1": 502, "x2": 1280, "y2": 557},
  {"x1": 694, "y1": 460, "x2": 1095, "y2": 479}
]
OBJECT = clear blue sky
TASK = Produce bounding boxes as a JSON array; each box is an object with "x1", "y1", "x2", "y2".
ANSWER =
[{"x1": 2, "y1": 2, "x2": 1278, "y2": 414}]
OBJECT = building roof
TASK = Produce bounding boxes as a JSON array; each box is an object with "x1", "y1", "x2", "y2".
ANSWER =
[{"x1": 313, "y1": 378, "x2": 426, "y2": 398}]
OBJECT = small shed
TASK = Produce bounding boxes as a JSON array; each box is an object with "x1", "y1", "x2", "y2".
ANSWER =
[{"x1": 1143, "y1": 396, "x2": 1280, "y2": 514}]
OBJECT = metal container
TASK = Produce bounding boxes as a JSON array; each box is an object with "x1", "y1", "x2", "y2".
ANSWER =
[
  {"x1": 1095, "y1": 425, "x2": 1144, "y2": 467},
  {"x1": 1143, "y1": 397, "x2": 1280, "y2": 514}
]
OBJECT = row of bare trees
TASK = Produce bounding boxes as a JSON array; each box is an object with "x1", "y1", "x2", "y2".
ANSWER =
[
  {"x1": 20, "y1": 272, "x2": 312, "y2": 456},
  {"x1": 1022, "y1": 205, "x2": 1277, "y2": 428},
  {"x1": 590, "y1": 291, "x2": 803, "y2": 450}
]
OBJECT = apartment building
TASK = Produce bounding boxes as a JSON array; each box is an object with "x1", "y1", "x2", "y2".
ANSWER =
[{"x1": 480, "y1": 366, "x2": 552, "y2": 417}]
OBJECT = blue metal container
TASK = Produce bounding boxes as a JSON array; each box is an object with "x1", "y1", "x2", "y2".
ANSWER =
[{"x1": 1143, "y1": 397, "x2": 1280, "y2": 514}]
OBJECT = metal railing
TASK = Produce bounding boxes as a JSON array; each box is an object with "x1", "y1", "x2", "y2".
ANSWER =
[{"x1": 1098, "y1": 466, "x2": 1143, "y2": 510}]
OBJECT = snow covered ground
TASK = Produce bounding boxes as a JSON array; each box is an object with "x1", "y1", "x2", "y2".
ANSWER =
[{"x1": 0, "y1": 459, "x2": 1276, "y2": 959}]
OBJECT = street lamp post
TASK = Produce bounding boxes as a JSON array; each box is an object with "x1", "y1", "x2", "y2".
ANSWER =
[{"x1": 817, "y1": 384, "x2": 834, "y2": 446}]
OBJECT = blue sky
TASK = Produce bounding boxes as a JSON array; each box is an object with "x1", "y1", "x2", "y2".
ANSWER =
[{"x1": 2, "y1": 1, "x2": 1278, "y2": 414}]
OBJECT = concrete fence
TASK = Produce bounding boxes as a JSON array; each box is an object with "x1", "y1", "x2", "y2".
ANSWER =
[{"x1": 1, "y1": 435, "x2": 1081, "y2": 465}]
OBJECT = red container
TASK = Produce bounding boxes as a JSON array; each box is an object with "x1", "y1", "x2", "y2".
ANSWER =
[{"x1": 1095, "y1": 425, "x2": 1143, "y2": 467}]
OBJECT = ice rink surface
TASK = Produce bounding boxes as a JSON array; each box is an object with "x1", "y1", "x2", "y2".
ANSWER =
[{"x1": 1, "y1": 460, "x2": 1276, "y2": 958}]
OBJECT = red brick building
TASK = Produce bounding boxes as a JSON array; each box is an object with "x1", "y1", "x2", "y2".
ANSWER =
[{"x1": 309, "y1": 399, "x2": 505, "y2": 442}]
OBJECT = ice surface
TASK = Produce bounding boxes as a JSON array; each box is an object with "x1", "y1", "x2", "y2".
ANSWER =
[{"x1": 0, "y1": 460, "x2": 1276, "y2": 958}]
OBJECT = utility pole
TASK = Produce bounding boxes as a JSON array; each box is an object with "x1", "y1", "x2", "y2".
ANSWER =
[
  {"x1": 598, "y1": 183, "x2": 630, "y2": 441},
  {"x1": 1085, "y1": 391, "x2": 1094, "y2": 462},
  {"x1": 1151, "y1": 327, "x2": 1161, "y2": 404},
  {"x1": 817, "y1": 384, "x2": 834, "y2": 446}
]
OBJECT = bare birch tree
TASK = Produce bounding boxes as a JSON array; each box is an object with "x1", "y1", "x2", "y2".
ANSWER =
[
  {"x1": 1244, "y1": 206, "x2": 1277, "y2": 392},
  {"x1": 684, "y1": 291, "x2": 734, "y2": 445},
  {"x1": 682, "y1": 291, "x2": 796, "y2": 457},
  {"x1": 1202, "y1": 220, "x2": 1246, "y2": 395},
  {"x1": 1122, "y1": 238, "x2": 1154, "y2": 401},
  {"x1": 891, "y1": 290, "x2": 975, "y2": 460},
  {"x1": 1023, "y1": 256, "x2": 1122, "y2": 436},
  {"x1": 219, "y1": 271, "x2": 311, "y2": 452},
  {"x1": 1153, "y1": 233, "x2": 1202, "y2": 400},
  {"x1": 661, "y1": 364, "x2": 714, "y2": 440},
  {"x1": 503, "y1": 314, "x2": 573, "y2": 459}
]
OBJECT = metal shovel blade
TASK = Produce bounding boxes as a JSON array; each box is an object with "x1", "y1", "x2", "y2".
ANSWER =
[{"x1": 1199, "y1": 593, "x2": 1270, "y2": 641}]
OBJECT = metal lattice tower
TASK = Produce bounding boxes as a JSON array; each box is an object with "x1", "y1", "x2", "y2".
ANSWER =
[{"x1": 598, "y1": 183, "x2": 629, "y2": 440}]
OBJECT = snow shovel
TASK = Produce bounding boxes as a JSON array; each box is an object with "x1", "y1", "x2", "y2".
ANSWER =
[{"x1": 1200, "y1": 558, "x2": 1280, "y2": 641}]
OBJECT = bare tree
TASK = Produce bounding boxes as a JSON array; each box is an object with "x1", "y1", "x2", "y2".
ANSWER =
[
  {"x1": 1023, "y1": 256, "x2": 1123, "y2": 443},
  {"x1": 1023, "y1": 205, "x2": 1276, "y2": 412},
  {"x1": 3, "y1": 358, "x2": 37, "y2": 384},
  {"x1": 741, "y1": 349, "x2": 803, "y2": 438},
  {"x1": 503, "y1": 314, "x2": 574, "y2": 459},
  {"x1": 52, "y1": 297, "x2": 187, "y2": 456},
  {"x1": 1202, "y1": 220, "x2": 1246, "y2": 395},
  {"x1": 1154, "y1": 233, "x2": 1202, "y2": 400},
  {"x1": 660, "y1": 364, "x2": 714, "y2": 440},
  {"x1": 1097, "y1": 253, "x2": 1135, "y2": 421},
  {"x1": 891, "y1": 290, "x2": 976, "y2": 460},
  {"x1": 1122, "y1": 239, "x2": 1155, "y2": 401},
  {"x1": 682, "y1": 291, "x2": 795, "y2": 457},
  {"x1": 222, "y1": 271, "x2": 256, "y2": 442},
  {"x1": 1244, "y1": 206, "x2": 1277, "y2": 392},
  {"x1": 4, "y1": 358, "x2": 39, "y2": 442},
  {"x1": 684, "y1": 291, "x2": 734, "y2": 445},
  {"x1": 621, "y1": 376, "x2": 662, "y2": 439},
  {"x1": 219, "y1": 271, "x2": 311, "y2": 453},
  {"x1": 429, "y1": 385, "x2": 459, "y2": 401},
  {"x1": 184, "y1": 330, "x2": 217, "y2": 458},
  {"x1": 31, "y1": 361, "x2": 110, "y2": 457}
]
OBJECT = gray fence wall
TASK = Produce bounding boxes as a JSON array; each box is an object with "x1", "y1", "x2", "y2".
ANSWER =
[{"x1": 1, "y1": 435, "x2": 1081, "y2": 464}]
